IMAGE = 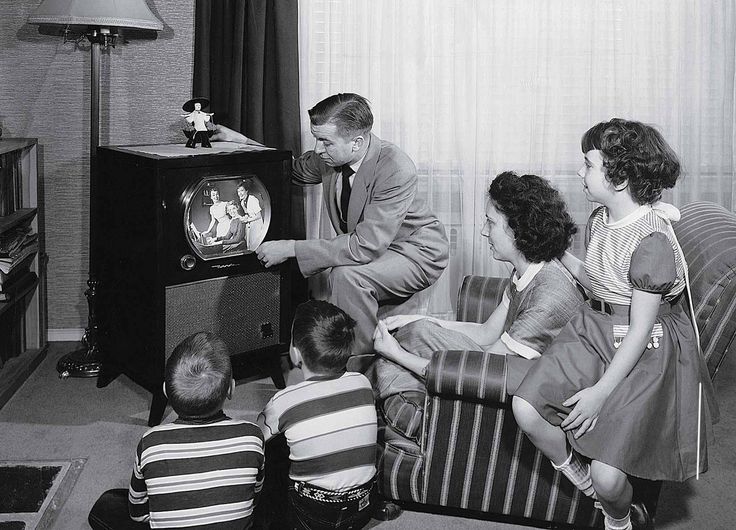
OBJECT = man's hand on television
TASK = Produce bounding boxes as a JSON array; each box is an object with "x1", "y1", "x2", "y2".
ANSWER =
[
  {"x1": 256, "y1": 240, "x2": 295, "y2": 267},
  {"x1": 211, "y1": 124, "x2": 250, "y2": 144}
]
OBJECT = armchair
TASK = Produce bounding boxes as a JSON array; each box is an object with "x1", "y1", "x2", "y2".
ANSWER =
[{"x1": 377, "y1": 202, "x2": 736, "y2": 528}]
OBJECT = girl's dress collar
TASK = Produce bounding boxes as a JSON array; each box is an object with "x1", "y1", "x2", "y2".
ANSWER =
[{"x1": 602, "y1": 202, "x2": 680, "y2": 228}]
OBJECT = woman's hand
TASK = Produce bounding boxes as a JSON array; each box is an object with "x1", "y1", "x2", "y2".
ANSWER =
[
  {"x1": 559, "y1": 384, "x2": 610, "y2": 439},
  {"x1": 372, "y1": 320, "x2": 403, "y2": 362},
  {"x1": 381, "y1": 314, "x2": 432, "y2": 331}
]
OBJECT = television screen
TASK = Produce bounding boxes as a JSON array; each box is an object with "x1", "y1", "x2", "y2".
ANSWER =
[{"x1": 184, "y1": 175, "x2": 271, "y2": 260}]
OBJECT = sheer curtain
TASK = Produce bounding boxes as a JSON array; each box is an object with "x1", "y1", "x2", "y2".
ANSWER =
[{"x1": 298, "y1": 0, "x2": 736, "y2": 318}]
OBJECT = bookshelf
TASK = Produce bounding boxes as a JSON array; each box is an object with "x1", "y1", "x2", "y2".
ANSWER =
[{"x1": 0, "y1": 138, "x2": 48, "y2": 409}]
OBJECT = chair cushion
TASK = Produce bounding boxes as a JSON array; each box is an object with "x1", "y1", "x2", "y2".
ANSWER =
[{"x1": 379, "y1": 390, "x2": 426, "y2": 444}]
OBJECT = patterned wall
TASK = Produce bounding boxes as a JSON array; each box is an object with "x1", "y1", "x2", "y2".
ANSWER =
[{"x1": 0, "y1": 1, "x2": 195, "y2": 333}]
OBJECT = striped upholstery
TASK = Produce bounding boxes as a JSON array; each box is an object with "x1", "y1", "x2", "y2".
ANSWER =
[
  {"x1": 378, "y1": 202, "x2": 735, "y2": 528},
  {"x1": 426, "y1": 349, "x2": 507, "y2": 405},
  {"x1": 457, "y1": 275, "x2": 510, "y2": 323},
  {"x1": 381, "y1": 390, "x2": 426, "y2": 443},
  {"x1": 674, "y1": 202, "x2": 736, "y2": 378},
  {"x1": 380, "y1": 273, "x2": 602, "y2": 527}
]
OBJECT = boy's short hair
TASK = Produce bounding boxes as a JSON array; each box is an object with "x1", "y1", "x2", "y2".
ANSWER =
[
  {"x1": 165, "y1": 332, "x2": 232, "y2": 418},
  {"x1": 292, "y1": 300, "x2": 356, "y2": 374}
]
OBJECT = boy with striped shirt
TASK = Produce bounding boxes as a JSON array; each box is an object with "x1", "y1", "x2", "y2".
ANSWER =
[
  {"x1": 258, "y1": 300, "x2": 377, "y2": 530},
  {"x1": 88, "y1": 332, "x2": 265, "y2": 529}
]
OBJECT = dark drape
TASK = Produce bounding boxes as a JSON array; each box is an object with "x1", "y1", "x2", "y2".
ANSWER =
[{"x1": 194, "y1": 0, "x2": 301, "y2": 155}]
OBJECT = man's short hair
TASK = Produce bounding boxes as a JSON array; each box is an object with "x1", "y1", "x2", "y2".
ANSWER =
[
  {"x1": 308, "y1": 93, "x2": 373, "y2": 139},
  {"x1": 164, "y1": 332, "x2": 232, "y2": 418},
  {"x1": 292, "y1": 300, "x2": 356, "y2": 374}
]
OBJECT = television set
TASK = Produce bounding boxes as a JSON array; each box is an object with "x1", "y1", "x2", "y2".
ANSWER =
[{"x1": 91, "y1": 145, "x2": 298, "y2": 425}]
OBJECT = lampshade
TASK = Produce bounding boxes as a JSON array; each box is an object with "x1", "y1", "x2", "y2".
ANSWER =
[{"x1": 27, "y1": 0, "x2": 163, "y2": 31}]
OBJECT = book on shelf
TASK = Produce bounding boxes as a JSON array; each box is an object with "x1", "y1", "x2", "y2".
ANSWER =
[
  {"x1": 0, "y1": 270, "x2": 37, "y2": 302},
  {"x1": 0, "y1": 223, "x2": 36, "y2": 257},
  {"x1": 0, "y1": 148, "x2": 23, "y2": 216},
  {"x1": 0, "y1": 241, "x2": 38, "y2": 283}
]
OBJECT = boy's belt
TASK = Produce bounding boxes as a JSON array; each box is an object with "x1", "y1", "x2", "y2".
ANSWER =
[{"x1": 293, "y1": 479, "x2": 373, "y2": 503}]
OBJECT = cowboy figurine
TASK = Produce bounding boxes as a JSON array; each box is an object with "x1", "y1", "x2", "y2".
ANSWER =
[{"x1": 182, "y1": 97, "x2": 214, "y2": 148}]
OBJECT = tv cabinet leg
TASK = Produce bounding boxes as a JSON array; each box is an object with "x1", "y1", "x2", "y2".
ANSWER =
[{"x1": 148, "y1": 391, "x2": 168, "y2": 427}]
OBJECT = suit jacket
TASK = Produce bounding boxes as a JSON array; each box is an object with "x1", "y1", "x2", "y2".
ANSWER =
[{"x1": 292, "y1": 133, "x2": 448, "y2": 278}]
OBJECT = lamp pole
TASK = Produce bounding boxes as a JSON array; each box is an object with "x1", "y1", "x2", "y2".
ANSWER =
[{"x1": 56, "y1": 28, "x2": 113, "y2": 378}]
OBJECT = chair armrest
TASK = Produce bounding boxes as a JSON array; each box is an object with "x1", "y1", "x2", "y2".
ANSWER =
[
  {"x1": 425, "y1": 349, "x2": 508, "y2": 407},
  {"x1": 457, "y1": 275, "x2": 510, "y2": 323}
]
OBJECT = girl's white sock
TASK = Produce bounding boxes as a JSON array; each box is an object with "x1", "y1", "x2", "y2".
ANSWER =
[
  {"x1": 552, "y1": 451, "x2": 597, "y2": 498},
  {"x1": 601, "y1": 507, "x2": 632, "y2": 530}
]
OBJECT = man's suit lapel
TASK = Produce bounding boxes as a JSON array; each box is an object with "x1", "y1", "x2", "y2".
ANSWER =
[{"x1": 347, "y1": 133, "x2": 379, "y2": 231}]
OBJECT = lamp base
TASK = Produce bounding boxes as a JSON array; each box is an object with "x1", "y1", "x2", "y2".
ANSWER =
[{"x1": 57, "y1": 349, "x2": 102, "y2": 378}]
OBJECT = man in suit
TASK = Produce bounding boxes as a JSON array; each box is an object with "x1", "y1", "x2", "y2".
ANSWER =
[{"x1": 213, "y1": 93, "x2": 449, "y2": 354}]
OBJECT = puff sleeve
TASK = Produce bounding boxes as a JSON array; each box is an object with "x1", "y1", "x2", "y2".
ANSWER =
[{"x1": 629, "y1": 232, "x2": 677, "y2": 293}]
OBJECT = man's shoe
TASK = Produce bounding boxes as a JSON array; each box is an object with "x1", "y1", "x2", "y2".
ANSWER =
[
  {"x1": 372, "y1": 500, "x2": 402, "y2": 521},
  {"x1": 630, "y1": 501, "x2": 653, "y2": 530}
]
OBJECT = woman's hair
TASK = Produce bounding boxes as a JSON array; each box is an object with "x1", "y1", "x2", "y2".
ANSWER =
[
  {"x1": 291, "y1": 300, "x2": 356, "y2": 374},
  {"x1": 165, "y1": 332, "x2": 232, "y2": 418},
  {"x1": 226, "y1": 201, "x2": 239, "y2": 217},
  {"x1": 489, "y1": 171, "x2": 577, "y2": 262},
  {"x1": 581, "y1": 118, "x2": 680, "y2": 204},
  {"x1": 308, "y1": 93, "x2": 373, "y2": 139},
  {"x1": 237, "y1": 179, "x2": 252, "y2": 192}
]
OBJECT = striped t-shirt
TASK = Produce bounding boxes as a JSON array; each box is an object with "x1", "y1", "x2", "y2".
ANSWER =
[
  {"x1": 259, "y1": 371, "x2": 377, "y2": 491},
  {"x1": 585, "y1": 205, "x2": 686, "y2": 305},
  {"x1": 128, "y1": 412, "x2": 264, "y2": 529}
]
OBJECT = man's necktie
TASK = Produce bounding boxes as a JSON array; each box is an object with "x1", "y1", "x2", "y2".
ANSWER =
[{"x1": 339, "y1": 165, "x2": 354, "y2": 233}]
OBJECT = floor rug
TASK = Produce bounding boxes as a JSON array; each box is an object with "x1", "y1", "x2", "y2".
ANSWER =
[{"x1": 0, "y1": 459, "x2": 85, "y2": 530}]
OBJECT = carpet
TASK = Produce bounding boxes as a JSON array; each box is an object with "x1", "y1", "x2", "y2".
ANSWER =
[{"x1": 0, "y1": 459, "x2": 85, "y2": 530}]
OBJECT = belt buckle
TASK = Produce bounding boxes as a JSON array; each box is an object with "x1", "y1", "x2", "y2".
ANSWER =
[{"x1": 590, "y1": 299, "x2": 611, "y2": 315}]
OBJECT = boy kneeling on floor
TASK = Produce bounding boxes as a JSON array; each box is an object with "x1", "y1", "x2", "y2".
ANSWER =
[
  {"x1": 256, "y1": 300, "x2": 378, "y2": 530},
  {"x1": 88, "y1": 332, "x2": 265, "y2": 529}
]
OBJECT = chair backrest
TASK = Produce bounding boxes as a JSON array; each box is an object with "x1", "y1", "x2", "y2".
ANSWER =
[
  {"x1": 456, "y1": 275, "x2": 509, "y2": 324},
  {"x1": 674, "y1": 201, "x2": 736, "y2": 379}
]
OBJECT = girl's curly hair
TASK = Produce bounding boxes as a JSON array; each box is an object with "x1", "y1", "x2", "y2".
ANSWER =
[
  {"x1": 581, "y1": 118, "x2": 680, "y2": 204},
  {"x1": 489, "y1": 172, "x2": 577, "y2": 262}
]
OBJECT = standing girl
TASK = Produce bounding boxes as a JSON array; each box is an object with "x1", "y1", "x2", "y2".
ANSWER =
[{"x1": 512, "y1": 119, "x2": 717, "y2": 530}]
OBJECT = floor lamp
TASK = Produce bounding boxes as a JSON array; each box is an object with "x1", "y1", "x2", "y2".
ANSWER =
[{"x1": 27, "y1": 0, "x2": 163, "y2": 378}]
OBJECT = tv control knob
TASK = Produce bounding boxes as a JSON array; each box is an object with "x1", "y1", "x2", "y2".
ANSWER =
[{"x1": 180, "y1": 255, "x2": 196, "y2": 271}]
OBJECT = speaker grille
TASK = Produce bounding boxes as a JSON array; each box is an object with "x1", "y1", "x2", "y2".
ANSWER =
[{"x1": 165, "y1": 271, "x2": 281, "y2": 359}]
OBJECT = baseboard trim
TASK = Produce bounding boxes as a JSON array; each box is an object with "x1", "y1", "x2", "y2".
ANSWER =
[{"x1": 48, "y1": 328, "x2": 84, "y2": 342}]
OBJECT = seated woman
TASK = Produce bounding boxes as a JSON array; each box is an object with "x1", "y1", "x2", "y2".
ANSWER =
[
  {"x1": 371, "y1": 171, "x2": 584, "y2": 400},
  {"x1": 216, "y1": 202, "x2": 248, "y2": 252}
]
